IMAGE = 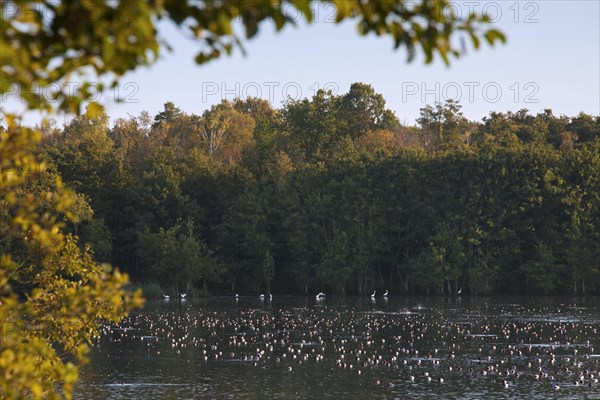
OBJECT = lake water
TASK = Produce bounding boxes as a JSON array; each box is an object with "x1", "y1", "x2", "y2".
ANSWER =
[{"x1": 75, "y1": 296, "x2": 600, "y2": 399}]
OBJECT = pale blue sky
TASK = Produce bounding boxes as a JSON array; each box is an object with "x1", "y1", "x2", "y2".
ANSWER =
[{"x1": 7, "y1": 1, "x2": 600, "y2": 126}]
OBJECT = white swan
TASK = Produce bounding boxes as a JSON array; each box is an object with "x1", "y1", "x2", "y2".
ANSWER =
[
  {"x1": 180, "y1": 293, "x2": 187, "y2": 299},
  {"x1": 269, "y1": 293, "x2": 273, "y2": 300},
  {"x1": 371, "y1": 291, "x2": 376, "y2": 298},
  {"x1": 259, "y1": 294, "x2": 265, "y2": 299},
  {"x1": 162, "y1": 294, "x2": 170, "y2": 300},
  {"x1": 316, "y1": 292, "x2": 326, "y2": 299},
  {"x1": 457, "y1": 287, "x2": 463, "y2": 295},
  {"x1": 383, "y1": 290, "x2": 389, "y2": 297}
]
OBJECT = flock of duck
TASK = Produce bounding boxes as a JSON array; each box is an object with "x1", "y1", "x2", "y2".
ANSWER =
[
  {"x1": 238, "y1": 291, "x2": 392, "y2": 301},
  {"x1": 96, "y1": 296, "x2": 600, "y2": 397},
  {"x1": 162, "y1": 290, "x2": 394, "y2": 302},
  {"x1": 162, "y1": 293, "x2": 186, "y2": 300}
]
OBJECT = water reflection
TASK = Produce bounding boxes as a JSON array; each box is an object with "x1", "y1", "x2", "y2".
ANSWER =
[{"x1": 76, "y1": 296, "x2": 600, "y2": 399}]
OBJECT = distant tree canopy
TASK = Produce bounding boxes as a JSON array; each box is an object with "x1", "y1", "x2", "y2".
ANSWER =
[
  {"x1": 30, "y1": 85, "x2": 600, "y2": 299},
  {"x1": 1, "y1": 0, "x2": 505, "y2": 115},
  {"x1": 0, "y1": 1, "x2": 507, "y2": 399},
  {"x1": 283, "y1": 83, "x2": 400, "y2": 162}
]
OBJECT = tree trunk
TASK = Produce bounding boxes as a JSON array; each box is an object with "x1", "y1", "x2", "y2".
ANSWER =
[{"x1": 397, "y1": 265, "x2": 408, "y2": 292}]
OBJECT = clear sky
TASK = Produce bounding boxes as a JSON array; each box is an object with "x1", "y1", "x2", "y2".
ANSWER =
[{"x1": 6, "y1": 0, "x2": 600, "y2": 126}]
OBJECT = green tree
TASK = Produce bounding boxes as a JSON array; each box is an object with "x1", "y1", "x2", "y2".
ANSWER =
[
  {"x1": 233, "y1": 97, "x2": 282, "y2": 170},
  {"x1": 315, "y1": 230, "x2": 354, "y2": 294},
  {"x1": 339, "y1": 82, "x2": 400, "y2": 139},
  {"x1": 283, "y1": 89, "x2": 342, "y2": 162},
  {"x1": 0, "y1": 123, "x2": 143, "y2": 399},
  {"x1": 568, "y1": 113, "x2": 600, "y2": 143},
  {"x1": 1, "y1": 1, "x2": 508, "y2": 397},
  {"x1": 153, "y1": 102, "x2": 184, "y2": 128},
  {"x1": 417, "y1": 100, "x2": 473, "y2": 151},
  {"x1": 474, "y1": 111, "x2": 521, "y2": 148},
  {"x1": 216, "y1": 186, "x2": 274, "y2": 293},
  {"x1": 196, "y1": 101, "x2": 256, "y2": 164},
  {"x1": 137, "y1": 219, "x2": 222, "y2": 295},
  {"x1": 520, "y1": 243, "x2": 562, "y2": 293}
]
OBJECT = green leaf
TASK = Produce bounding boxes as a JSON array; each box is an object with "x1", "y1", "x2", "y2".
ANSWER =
[
  {"x1": 484, "y1": 29, "x2": 507, "y2": 46},
  {"x1": 84, "y1": 102, "x2": 104, "y2": 119}
]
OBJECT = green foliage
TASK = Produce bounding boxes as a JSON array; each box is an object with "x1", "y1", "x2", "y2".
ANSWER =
[
  {"x1": 417, "y1": 100, "x2": 474, "y2": 151},
  {"x1": 315, "y1": 230, "x2": 354, "y2": 294},
  {"x1": 197, "y1": 101, "x2": 256, "y2": 164},
  {"x1": 0, "y1": 121, "x2": 143, "y2": 399},
  {"x1": 1, "y1": 0, "x2": 504, "y2": 114},
  {"x1": 138, "y1": 282, "x2": 163, "y2": 299},
  {"x1": 79, "y1": 218, "x2": 113, "y2": 262},
  {"x1": 281, "y1": 85, "x2": 400, "y2": 162},
  {"x1": 153, "y1": 102, "x2": 184, "y2": 128},
  {"x1": 283, "y1": 89, "x2": 343, "y2": 162},
  {"x1": 340, "y1": 83, "x2": 400, "y2": 139},
  {"x1": 137, "y1": 219, "x2": 223, "y2": 295},
  {"x1": 30, "y1": 89, "x2": 600, "y2": 298},
  {"x1": 520, "y1": 243, "x2": 562, "y2": 293},
  {"x1": 1, "y1": 1, "x2": 507, "y2": 397}
]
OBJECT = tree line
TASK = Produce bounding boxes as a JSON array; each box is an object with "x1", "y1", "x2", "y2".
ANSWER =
[
  {"x1": 19, "y1": 83, "x2": 599, "y2": 296},
  {"x1": 0, "y1": 1, "x2": 507, "y2": 396}
]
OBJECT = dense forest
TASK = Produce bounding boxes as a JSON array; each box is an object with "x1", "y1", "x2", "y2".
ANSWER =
[{"x1": 6, "y1": 83, "x2": 599, "y2": 296}]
